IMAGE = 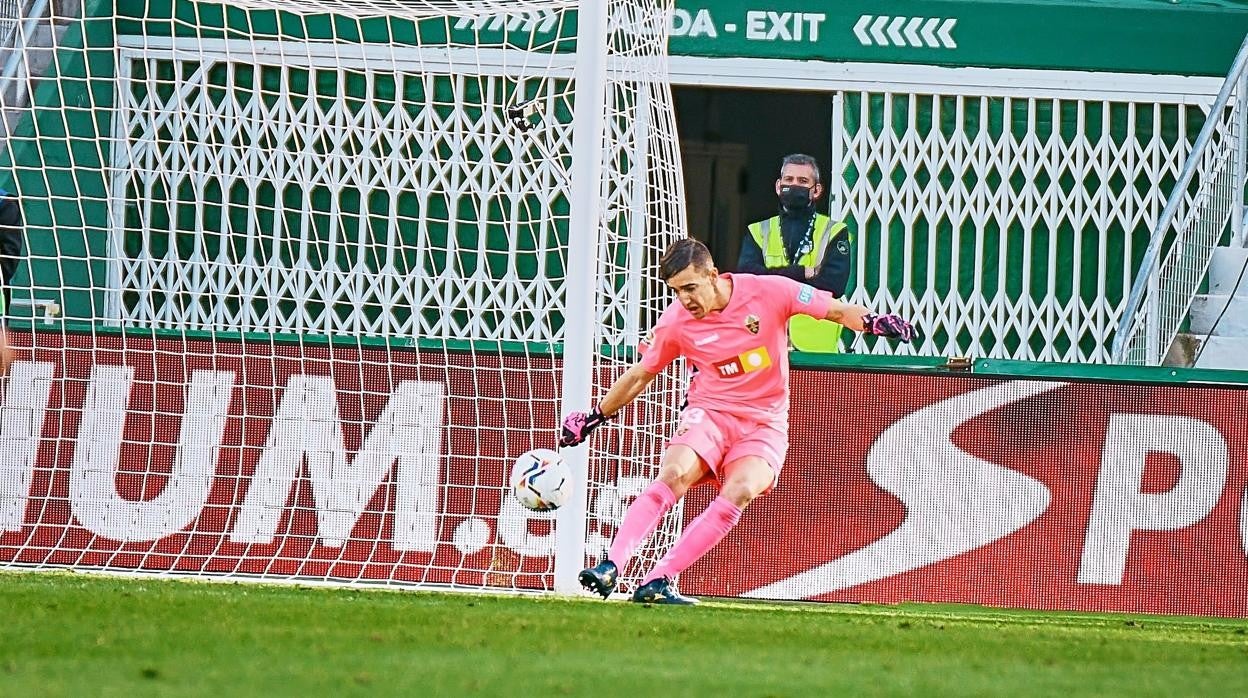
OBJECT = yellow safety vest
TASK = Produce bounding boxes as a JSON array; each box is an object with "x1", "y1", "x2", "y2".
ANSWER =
[{"x1": 748, "y1": 214, "x2": 849, "y2": 353}]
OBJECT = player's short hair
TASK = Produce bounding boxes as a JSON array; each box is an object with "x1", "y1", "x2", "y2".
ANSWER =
[
  {"x1": 658, "y1": 238, "x2": 714, "y2": 281},
  {"x1": 779, "y1": 153, "x2": 821, "y2": 185}
]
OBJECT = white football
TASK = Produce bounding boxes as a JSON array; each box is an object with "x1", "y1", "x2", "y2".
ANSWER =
[{"x1": 509, "y1": 448, "x2": 572, "y2": 512}]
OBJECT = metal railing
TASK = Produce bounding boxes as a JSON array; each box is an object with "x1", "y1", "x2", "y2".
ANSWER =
[
  {"x1": 1112, "y1": 33, "x2": 1248, "y2": 365},
  {"x1": 0, "y1": 1, "x2": 24, "y2": 49},
  {"x1": 0, "y1": 0, "x2": 48, "y2": 132}
]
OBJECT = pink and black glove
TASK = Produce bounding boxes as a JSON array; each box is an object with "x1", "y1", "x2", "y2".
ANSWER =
[
  {"x1": 863, "y1": 313, "x2": 917, "y2": 343},
  {"x1": 560, "y1": 406, "x2": 613, "y2": 447}
]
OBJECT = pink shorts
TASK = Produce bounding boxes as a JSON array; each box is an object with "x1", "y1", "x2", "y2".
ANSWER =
[{"x1": 668, "y1": 406, "x2": 788, "y2": 489}]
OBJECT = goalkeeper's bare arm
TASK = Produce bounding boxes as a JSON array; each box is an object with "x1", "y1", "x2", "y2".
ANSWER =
[
  {"x1": 0, "y1": 290, "x2": 11, "y2": 376},
  {"x1": 558, "y1": 364, "x2": 656, "y2": 448},
  {"x1": 598, "y1": 364, "x2": 658, "y2": 415},
  {"x1": 0, "y1": 327, "x2": 10, "y2": 377}
]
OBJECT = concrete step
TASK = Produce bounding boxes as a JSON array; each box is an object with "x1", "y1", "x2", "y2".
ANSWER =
[
  {"x1": 1207, "y1": 246, "x2": 1248, "y2": 297},
  {"x1": 1188, "y1": 294, "x2": 1248, "y2": 335},
  {"x1": 1180, "y1": 247, "x2": 1248, "y2": 370},
  {"x1": 1192, "y1": 335, "x2": 1248, "y2": 371}
]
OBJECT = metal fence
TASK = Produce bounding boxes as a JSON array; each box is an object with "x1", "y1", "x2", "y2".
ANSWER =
[
  {"x1": 1112, "y1": 34, "x2": 1248, "y2": 365},
  {"x1": 0, "y1": 1, "x2": 25, "y2": 50}
]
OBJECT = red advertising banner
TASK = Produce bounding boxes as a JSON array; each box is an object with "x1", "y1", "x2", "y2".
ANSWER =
[
  {"x1": 3, "y1": 330, "x2": 1247, "y2": 617},
  {"x1": 0, "y1": 331, "x2": 562, "y2": 589},
  {"x1": 685, "y1": 372, "x2": 1248, "y2": 617}
]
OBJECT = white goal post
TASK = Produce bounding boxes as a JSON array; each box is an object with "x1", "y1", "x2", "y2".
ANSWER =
[{"x1": 0, "y1": 0, "x2": 686, "y2": 595}]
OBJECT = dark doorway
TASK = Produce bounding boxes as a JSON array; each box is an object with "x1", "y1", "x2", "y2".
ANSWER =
[{"x1": 673, "y1": 86, "x2": 834, "y2": 271}]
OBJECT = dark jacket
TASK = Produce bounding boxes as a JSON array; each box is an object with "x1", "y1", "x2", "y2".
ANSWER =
[
  {"x1": 737, "y1": 208, "x2": 852, "y2": 297},
  {"x1": 0, "y1": 190, "x2": 24, "y2": 311}
]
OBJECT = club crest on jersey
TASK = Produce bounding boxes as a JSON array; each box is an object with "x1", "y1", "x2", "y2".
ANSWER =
[
  {"x1": 797, "y1": 285, "x2": 814, "y2": 304},
  {"x1": 639, "y1": 328, "x2": 655, "y2": 354},
  {"x1": 713, "y1": 346, "x2": 772, "y2": 378},
  {"x1": 744, "y1": 314, "x2": 760, "y2": 335}
]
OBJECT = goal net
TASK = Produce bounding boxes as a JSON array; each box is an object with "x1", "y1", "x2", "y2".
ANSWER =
[{"x1": 0, "y1": 0, "x2": 686, "y2": 594}]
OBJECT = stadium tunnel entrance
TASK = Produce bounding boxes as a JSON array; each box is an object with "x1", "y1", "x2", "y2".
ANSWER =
[{"x1": 673, "y1": 86, "x2": 833, "y2": 272}]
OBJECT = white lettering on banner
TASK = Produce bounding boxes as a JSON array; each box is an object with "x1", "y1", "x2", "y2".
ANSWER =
[
  {"x1": 497, "y1": 495, "x2": 558, "y2": 558},
  {"x1": 229, "y1": 377, "x2": 446, "y2": 550},
  {"x1": 69, "y1": 367, "x2": 235, "y2": 542},
  {"x1": 668, "y1": 8, "x2": 718, "y2": 39},
  {"x1": 1242, "y1": 486, "x2": 1248, "y2": 561},
  {"x1": 744, "y1": 11, "x2": 766, "y2": 39},
  {"x1": 0, "y1": 361, "x2": 55, "y2": 532},
  {"x1": 1077, "y1": 415, "x2": 1228, "y2": 585},
  {"x1": 743, "y1": 380, "x2": 1061, "y2": 599},
  {"x1": 745, "y1": 11, "x2": 824, "y2": 42},
  {"x1": 805, "y1": 13, "x2": 826, "y2": 41}
]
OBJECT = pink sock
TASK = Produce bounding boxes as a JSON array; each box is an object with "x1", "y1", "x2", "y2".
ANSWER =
[
  {"x1": 608, "y1": 480, "x2": 677, "y2": 570},
  {"x1": 644, "y1": 496, "x2": 742, "y2": 584}
]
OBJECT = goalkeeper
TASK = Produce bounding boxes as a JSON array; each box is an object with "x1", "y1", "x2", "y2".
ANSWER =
[{"x1": 562, "y1": 238, "x2": 915, "y2": 605}]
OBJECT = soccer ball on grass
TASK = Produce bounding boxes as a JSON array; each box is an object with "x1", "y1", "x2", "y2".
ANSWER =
[{"x1": 510, "y1": 448, "x2": 572, "y2": 512}]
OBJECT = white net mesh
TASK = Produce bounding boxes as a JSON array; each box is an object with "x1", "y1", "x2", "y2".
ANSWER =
[{"x1": 0, "y1": 0, "x2": 685, "y2": 593}]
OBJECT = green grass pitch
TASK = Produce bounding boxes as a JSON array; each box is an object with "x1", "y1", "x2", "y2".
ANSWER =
[{"x1": 2, "y1": 571, "x2": 1246, "y2": 696}]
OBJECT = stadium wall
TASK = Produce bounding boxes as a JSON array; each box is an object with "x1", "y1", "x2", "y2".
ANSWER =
[
  {"x1": 3, "y1": 328, "x2": 1246, "y2": 617},
  {"x1": 2, "y1": 0, "x2": 1242, "y2": 363},
  {"x1": 689, "y1": 354, "x2": 1248, "y2": 617}
]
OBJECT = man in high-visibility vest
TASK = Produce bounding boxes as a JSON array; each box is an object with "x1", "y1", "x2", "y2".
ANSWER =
[{"x1": 737, "y1": 154, "x2": 853, "y2": 353}]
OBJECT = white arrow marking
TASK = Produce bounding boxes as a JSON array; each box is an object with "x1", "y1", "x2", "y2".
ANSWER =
[
  {"x1": 920, "y1": 17, "x2": 941, "y2": 48},
  {"x1": 743, "y1": 380, "x2": 1061, "y2": 600},
  {"x1": 537, "y1": 10, "x2": 558, "y2": 33},
  {"x1": 903, "y1": 17, "x2": 923, "y2": 46},
  {"x1": 869, "y1": 15, "x2": 890, "y2": 45},
  {"x1": 455, "y1": 16, "x2": 491, "y2": 31},
  {"x1": 854, "y1": 15, "x2": 873, "y2": 45},
  {"x1": 938, "y1": 18, "x2": 958, "y2": 48},
  {"x1": 886, "y1": 16, "x2": 906, "y2": 45}
]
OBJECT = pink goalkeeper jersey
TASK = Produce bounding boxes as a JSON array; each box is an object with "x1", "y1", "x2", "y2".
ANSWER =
[{"x1": 639, "y1": 273, "x2": 835, "y2": 427}]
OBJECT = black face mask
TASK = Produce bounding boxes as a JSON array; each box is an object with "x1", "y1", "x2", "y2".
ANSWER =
[{"x1": 779, "y1": 185, "x2": 813, "y2": 212}]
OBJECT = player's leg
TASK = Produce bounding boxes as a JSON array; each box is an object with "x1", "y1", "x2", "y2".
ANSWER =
[
  {"x1": 637, "y1": 456, "x2": 771, "y2": 585},
  {"x1": 578, "y1": 443, "x2": 712, "y2": 598},
  {"x1": 632, "y1": 421, "x2": 785, "y2": 605},
  {"x1": 613, "y1": 444, "x2": 710, "y2": 561}
]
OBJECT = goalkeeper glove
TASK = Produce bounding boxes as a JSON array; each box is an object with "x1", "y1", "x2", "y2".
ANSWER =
[
  {"x1": 560, "y1": 406, "x2": 613, "y2": 447},
  {"x1": 863, "y1": 313, "x2": 917, "y2": 343}
]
